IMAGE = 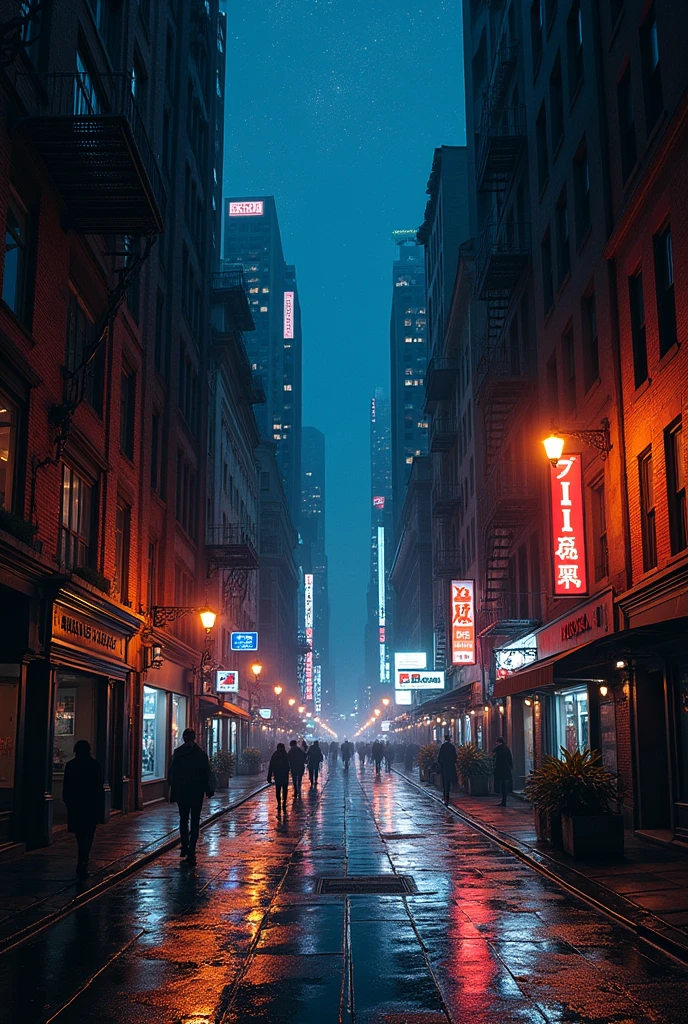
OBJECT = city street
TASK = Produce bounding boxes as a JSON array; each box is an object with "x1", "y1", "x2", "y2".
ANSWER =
[{"x1": 2, "y1": 763, "x2": 687, "y2": 1024}]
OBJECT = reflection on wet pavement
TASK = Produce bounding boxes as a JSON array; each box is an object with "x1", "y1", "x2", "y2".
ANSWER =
[{"x1": 1, "y1": 766, "x2": 687, "y2": 1023}]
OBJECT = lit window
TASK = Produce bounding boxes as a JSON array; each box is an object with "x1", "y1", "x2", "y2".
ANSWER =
[
  {"x1": 405, "y1": 457, "x2": 413, "y2": 464},
  {"x1": 260, "y1": 306, "x2": 268, "y2": 312},
  {"x1": 405, "y1": 336, "x2": 413, "y2": 343},
  {"x1": 262, "y1": 287, "x2": 269, "y2": 293},
  {"x1": 284, "y1": 384, "x2": 292, "y2": 391},
  {"x1": 249, "y1": 287, "x2": 259, "y2": 294}
]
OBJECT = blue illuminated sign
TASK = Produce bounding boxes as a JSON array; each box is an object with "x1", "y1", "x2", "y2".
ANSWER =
[{"x1": 231, "y1": 632, "x2": 259, "y2": 651}]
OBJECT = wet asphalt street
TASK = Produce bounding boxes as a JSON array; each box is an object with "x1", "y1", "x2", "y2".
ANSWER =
[{"x1": 2, "y1": 764, "x2": 688, "y2": 1024}]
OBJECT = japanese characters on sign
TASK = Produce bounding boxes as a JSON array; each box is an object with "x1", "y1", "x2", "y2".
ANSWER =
[
  {"x1": 231, "y1": 632, "x2": 259, "y2": 651},
  {"x1": 550, "y1": 453, "x2": 588, "y2": 597},
  {"x1": 228, "y1": 200, "x2": 264, "y2": 216},
  {"x1": 451, "y1": 580, "x2": 476, "y2": 666},
  {"x1": 284, "y1": 291, "x2": 294, "y2": 339},
  {"x1": 304, "y1": 574, "x2": 314, "y2": 701},
  {"x1": 216, "y1": 670, "x2": 239, "y2": 693},
  {"x1": 314, "y1": 664, "x2": 322, "y2": 715}
]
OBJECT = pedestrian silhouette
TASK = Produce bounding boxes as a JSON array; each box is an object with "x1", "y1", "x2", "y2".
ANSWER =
[
  {"x1": 341, "y1": 738, "x2": 353, "y2": 770},
  {"x1": 438, "y1": 733, "x2": 458, "y2": 806},
  {"x1": 62, "y1": 739, "x2": 103, "y2": 881},
  {"x1": 493, "y1": 736, "x2": 514, "y2": 806},
  {"x1": 307, "y1": 740, "x2": 324, "y2": 788},
  {"x1": 168, "y1": 728, "x2": 214, "y2": 866},
  {"x1": 372, "y1": 739, "x2": 384, "y2": 775},
  {"x1": 268, "y1": 742, "x2": 290, "y2": 811},
  {"x1": 287, "y1": 739, "x2": 307, "y2": 800}
]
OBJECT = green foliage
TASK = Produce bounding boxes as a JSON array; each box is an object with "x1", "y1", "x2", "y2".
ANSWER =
[
  {"x1": 456, "y1": 743, "x2": 494, "y2": 778},
  {"x1": 418, "y1": 743, "x2": 440, "y2": 773},
  {"x1": 525, "y1": 747, "x2": 617, "y2": 817},
  {"x1": 211, "y1": 750, "x2": 236, "y2": 775},
  {"x1": 0, "y1": 508, "x2": 38, "y2": 546},
  {"x1": 72, "y1": 565, "x2": 111, "y2": 594},
  {"x1": 241, "y1": 747, "x2": 263, "y2": 766}
]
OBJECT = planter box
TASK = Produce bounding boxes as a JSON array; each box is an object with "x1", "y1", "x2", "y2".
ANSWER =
[
  {"x1": 467, "y1": 776, "x2": 490, "y2": 797},
  {"x1": 534, "y1": 807, "x2": 563, "y2": 847},
  {"x1": 215, "y1": 771, "x2": 231, "y2": 790},
  {"x1": 562, "y1": 813, "x2": 624, "y2": 860}
]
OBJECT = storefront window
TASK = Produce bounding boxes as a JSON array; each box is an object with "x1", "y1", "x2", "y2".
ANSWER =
[
  {"x1": 464, "y1": 715, "x2": 471, "y2": 744},
  {"x1": 523, "y1": 702, "x2": 535, "y2": 780},
  {"x1": 206, "y1": 717, "x2": 220, "y2": 759},
  {"x1": 142, "y1": 686, "x2": 167, "y2": 779},
  {"x1": 555, "y1": 687, "x2": 589, "y2": 755},
  {"x1": 230, "y1": 719, "x2": 237, "y2": 754},
  {"x1": 53, "y1": 687, "x2": 76, "y2": 772},
  {"x1": 0, "y1": 390, "x2": 17, "y2": 512},
  {"x1": 171, "y1": 694, "x2": 187, "y2": 751}
]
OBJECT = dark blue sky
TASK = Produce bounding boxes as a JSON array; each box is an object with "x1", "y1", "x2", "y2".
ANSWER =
[{"x1": 224, "y1": 0, "x2": 465, "y2": 704}]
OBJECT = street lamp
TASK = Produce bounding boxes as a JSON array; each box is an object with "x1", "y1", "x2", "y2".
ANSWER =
[
  {"x1": 251, "y1": 662, "x2": 263, "y2": 680},
  {"x1": 288, "y1": 698, "x2": 296, "y2": 707},
  {"x1": 273, "y1": 685, "x2": 283, "y2": 697},
  {"x1": 374, "y1": 708, "x2": 381, "y2": 717},
  {"x1": 381, "y1": 698, "x2": 390, "y2": 707},
  {"x1": 298, "y1": 705, "x2": 306, "y2": 714},
  {"x1": 542, "y1": 418, "x2": 612, "y2": 467}
]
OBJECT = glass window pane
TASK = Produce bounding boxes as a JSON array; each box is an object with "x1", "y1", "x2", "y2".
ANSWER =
[
  {"x1": 142, "y1": 685, "x2": 167, "y2": 779},
  {"x1": 0, "y1": 391, "x2": 17, "y2": 511}
]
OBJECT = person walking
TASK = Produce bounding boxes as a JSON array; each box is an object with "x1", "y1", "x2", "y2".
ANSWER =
[
  {"x1": 437, "y1": 732, "x2": 458, "y2": 806},
  {"x1": 268, "y1": 742, "x2": 290, "y2": 812},
  {"x1": 62, "y1": 740, "x2": 104, "y2": 881},
  {"x1": 287, "y1": 739, "x2": 306, "y2": 800},
  {"x1": 169, "y1": 728, "x2": 214, "y2": 866},
  {"x1": 384, "y1": 740, "x2": 393, "y2": 772},
  {"x1": 307, "y1": 739, "x2": 324, "y2": 788},
  {"x1": 341, "y1": 739, "x2": 352, "y2": 771},
  {"x1": 493, "y1": 736, "x2": 514, "y2": 806},
  {"x1": 372, "y1": 739, "x2": 384, "y2": 776},
  {"x1": 357, "y1": 743, "x2": 366, "y2": 770}
]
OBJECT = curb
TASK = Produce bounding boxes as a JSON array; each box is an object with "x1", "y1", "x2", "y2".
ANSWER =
[
  {"x1": 393, "y1": 768, "x2": 688, "y2": 966},
  {"x1": 0, "y1": 782, "x2": 270, "y2": 957}
]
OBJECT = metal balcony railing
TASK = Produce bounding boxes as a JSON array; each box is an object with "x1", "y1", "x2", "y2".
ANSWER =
[
  {"x1": 430, "y1": 417, "x2": 458, "y2": 454},
  {"x1": 206, "y1": 525, "x2": 259, "y2": 570},
  {"x1": 16, "y1": 72, "x2": 165, "y2": 234},
  {"x1": 477, "y1": 105, "x2": 526, "y2": 191},
  {"x1": 476, "y1": 221, "x2": 530, "y2": 299},
  {"x1": 425, "y1": 356, "x2": 459, "y2": 408},
  {"x1": 432, "y1": 545, "x2": 461, "y2": 579},
  {"x1": 431, "y1": 482, "x2": 462, "y2": 517},
  {"x1": 478, "y1": 462, "x2": 540, "y2": 530},
  {"x1": 212, "y1": 270, "x2": 254, "y2": 332}
]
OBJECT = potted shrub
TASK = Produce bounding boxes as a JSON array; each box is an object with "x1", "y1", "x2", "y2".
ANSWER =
[
  {"x1": 241, "y1": 747, "x2": 262, "y2": 775},
  {"x1": 211, "y1": 749, "x2": 236, "y2": 789},
  {"x1": 526, "y1": 748, "x2": 622, "y2": 859},
  {"x1": 418, "y1": 742, "x2": 440, "y2": 784},
  {"x1": 457, "y1": 743, "x2": 494, "y2": 796}
]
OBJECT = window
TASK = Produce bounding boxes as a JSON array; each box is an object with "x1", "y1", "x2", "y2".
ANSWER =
[
  {"x1": 590, "y1": 480, "x2": 608, "y2": 581},
  {"x1": 146, "y1": 540, "x2": 157, "y2": 611},
  {"x1": 566, "y1": 0, "x2": 584, "y2": 99},
  {"x1": 19, "y1": 1, "x2": 41, "y2": 65},
  {"x1": 582, "y1": 289, "x2": 599, "y2": 392},
  {"x1": 546, "y1": 351, "x2": 559, "y2": 420},
  {"x1": 541, "y1": 229, "x2": 554, "y2": 314},
  {"x1": 530, "y1": 0, "x2": 544, "y2": 72},
  {"x1": 573, "y1": 141, "x2": 591, "y2": 244},
  {"x1": 142, "y1": 686, "x2": 167, "y2": 780},
  {"x1": 617, "y1": 65, "x2": 636, "y2": 182},
  {"x1": 550, "y1": 54, "x2": 564, "y2": 151},
  {"x1": 665, "y1": 419, "x2": 686, "y2": 554},
  {"x1": 151, "y1": 414, "x2": 160, "y2": 491},
  {"x1": 556, "y1": 189, "x2": 570, "y2": 285},
  {"x1": 536, "y1": 103, "x2": 548, "y2": 192},
  {"x1": 2, "y1": 192, "x2": 30, "y2": 323},
  {"x1": 628, "y1": 270, "x2": 648, "y2": 389},
  {"x1": 562, "y1": 327, "x2": 576, "y2": 414},
  {"x1": 90, "y1": 0, "x2": 121, "y2": 62},
  {"x1": 120, "y1": 369, "x2": 135, "y2": 460},
  {"x1": 66, "y1": 289, "x2": 103, "y2": 416},
  {"x1": 60, "y1": 464, "x2": 93, "y2": 569},
  {"x1": 123, "y1": 235, "x2": 140, "y2": 321},
  {"x1": 0, "y1": 389, "x2": 18, "y2": 512},
  {"x1": 638, "y1": 447, "x2": 657, "y2": 571},
  {"x1": 114, "y1": 500, "x2": 131, "y2": 604},
  {"x1": 640, "y1": 3, "x2": 663, "y2": 133},
  {"x1": 610, "y1": 0, "x2": 624, "y2": 28},
  {"x1": 654, "y1": 224, "x2": 676, "y2": 357},
  {"x1": 74, "y1": 52, "x2": 101, "y2": 115},
  {"x1": 176, "y1": 452, "x2": 197, "y2": 537}
]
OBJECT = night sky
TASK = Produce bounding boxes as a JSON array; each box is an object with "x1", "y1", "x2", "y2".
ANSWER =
[{"x1": 224, "y1": 0, "x2": 465, "y2": 705}]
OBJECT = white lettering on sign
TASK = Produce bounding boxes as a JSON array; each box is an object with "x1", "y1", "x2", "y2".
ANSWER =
[
  {"x1": 229, "y1": 200, "x2": 264, "y2": 217},
  {"x1": 550, "y1": 455, "x2": 588, "y2": 596}
]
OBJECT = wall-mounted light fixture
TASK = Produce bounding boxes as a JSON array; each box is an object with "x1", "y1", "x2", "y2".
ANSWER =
[{"x1": 542, "y1": 418, "x2": 612, "y2": 467}]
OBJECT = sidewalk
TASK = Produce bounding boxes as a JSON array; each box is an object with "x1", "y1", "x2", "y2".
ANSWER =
[
  {"x1": 396, "y1": 767, "x2": 688, "y2": 960},
  {"x1": 0, "y1": 775, "x2": 267, "y2": 951}
]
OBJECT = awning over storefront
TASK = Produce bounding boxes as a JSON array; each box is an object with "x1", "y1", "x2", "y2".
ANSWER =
[
  {"x1": 408, "y1": 684, "x2": 475, "y2": 719},
  {"x1": 199, "y1": 695, "x2": 250, "y2": 720},
  {"x1": 494, "y1": 653, "x2": 565, "y2": 697}
]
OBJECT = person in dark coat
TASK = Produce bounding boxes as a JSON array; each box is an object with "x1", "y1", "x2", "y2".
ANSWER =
[
  {"x1": 169, "y1": 728, "x2": 214, "y2": 865},
  {"x1": 268, "y1": 743, "x2": 290, "y2": 811},
  {"x1": 287, "y1": 739, "x2": 307, "y2": 799},
  {"x1": 437, "y1": 733, "x2": 458, "y2": 806},
  {"x1": 493, "y1": 736, "x2": 514, "y2": 806},
  {"x1": 62, "y1": 740, "x2": 104, "y2": 881},
  {"x1": 341, "y1": 739, "x2": 353, "y2": 770},
  {"x1": 307, "y1": 740, "x2": 324, "y2": 788},
  {"x1": 357, "y1": 743, "x2": 366, "y2": 769},
  {"x1": 384, "y1": 741, "x2": 393, "y2": 772},
  {"x1": 372, "y1": 739, "x2": 384, "y2": 775}
]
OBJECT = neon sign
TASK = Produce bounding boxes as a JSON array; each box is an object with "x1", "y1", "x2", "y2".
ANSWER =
[
  {"x1": 451, "y1": 580, "x2": 476, "y2": 665},
  {"x1": 550, "y1": 454, "x2": 588, "y2": 596},
  {"x1": 283, "y1": 291, "x2": 294, "y2": 339},
  {"x1": 229, "y1": 200, "x2": 264, "y2": 217}
]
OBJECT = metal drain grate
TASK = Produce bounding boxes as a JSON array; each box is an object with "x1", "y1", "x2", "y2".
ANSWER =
[{"x1": 316, "y1": 875, "x2": 417, "y2": 895}]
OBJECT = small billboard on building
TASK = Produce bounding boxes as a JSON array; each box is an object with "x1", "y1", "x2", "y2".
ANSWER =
[
  {"x1": 216, "y1": 670, "x2": 239, "y2": 693},
  {"x1": 451, "y1": 580, "x2": 476, "y2": 665},
  {"x1": 550, "y1": 453, "x2": 588, "y2": 596},
  {"x1": 396, "y1": 670, "x2": 446, "y2": 690},
  {"x1": 394, "y1": 652, "x2": 427, "y2": 671},
  {"x1": 231, "y1": 632, "x2": 258, "y2": 651}
]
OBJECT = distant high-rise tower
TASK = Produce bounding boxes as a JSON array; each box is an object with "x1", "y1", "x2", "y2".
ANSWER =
[
  {"x1": 224, "y1": 197, "x2": 302, "y2": 520},
  {"x1": 389, "y1": 234, "x2": 428, "y2": 529},
  {"x1": 301, "y1": 427, "x2": 332, "y2": 715}
]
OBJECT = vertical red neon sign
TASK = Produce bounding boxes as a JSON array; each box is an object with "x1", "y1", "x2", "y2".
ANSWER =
[{"x1": 550, "y1": 453, "x2": 588, "y2": 596}]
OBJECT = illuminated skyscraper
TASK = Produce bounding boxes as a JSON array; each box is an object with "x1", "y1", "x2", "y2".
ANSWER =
[
  {"x1": 389, "y1": 234, "x2": 428, "y2": 529},
  {"x1": 301, "y1": 427, "x2": 332, "y2": 714},
  {"x1": 224, "y1": 197, "x2": 302, "y2": 519}
]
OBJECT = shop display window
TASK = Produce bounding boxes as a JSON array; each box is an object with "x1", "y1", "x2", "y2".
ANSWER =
[
  {"x1": 0, "y1": 389, "x2": 18, "y2": 512},
  {"x1": 523, "y1": 702, "x2": 535, "y2": 779},
  {"x1": 53, "y1": 688, "x2": 76, "y2": 771},
  {"x1": 555, "y1": 687, "x2": 589, "y2": 755},
  {"x1": 142, "y1": 685, "x2": 167, "y2": 779},
  {"x1": 171, "y1": 694, "x2": 187, "y2": 750}
]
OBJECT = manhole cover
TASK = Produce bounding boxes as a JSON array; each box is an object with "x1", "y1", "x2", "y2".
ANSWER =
[{"x1": 316, "y1": 875, "x2": 416, "y2": 895}]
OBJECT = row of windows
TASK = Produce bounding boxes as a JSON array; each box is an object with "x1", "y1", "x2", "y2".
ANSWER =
[
  {"x1": 639, "y1": 419, "x2": 686, "y2": 572},
  {"x1": 629, "y1": 223, "x2": 676, "y2": 389}
]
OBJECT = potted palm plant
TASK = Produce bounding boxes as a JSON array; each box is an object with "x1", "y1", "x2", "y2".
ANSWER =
[
  {"x1": 457, "y1": 743, "x2": 494, "y2": 796},
  {"x1": 526, "y1": 748, "x2": 622, "y2": 859},
  {"x1": 211, "y1": 750, "x2": 236, "y2": 789},
  {"x1": 241, "y1": 747, "x2": 263, "y2": 776},
  {"x1": 418, "y1": 743, "x2": 440, "y2": 784}
]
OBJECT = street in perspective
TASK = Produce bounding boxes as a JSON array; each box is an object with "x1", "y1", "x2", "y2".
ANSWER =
[{"x1": 1, "y1": 0, "x2": 688, "y2": 1020}]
